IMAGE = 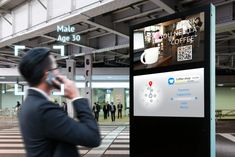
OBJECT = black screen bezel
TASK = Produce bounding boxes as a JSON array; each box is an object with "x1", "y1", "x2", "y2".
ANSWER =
[{"x1": 130, "y1": 5, "x2": 212, "y2": 157}]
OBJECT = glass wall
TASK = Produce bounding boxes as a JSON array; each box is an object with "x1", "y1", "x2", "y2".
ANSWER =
[
  {"x1": 0, "y1": 84, "x2": 23, "y2": 116},
  {"x1": 2, "y1": 81, "x2": 234, "y2": 120},
  {"x1": 0, "y1": 82, "x2": 130, "y2": 121},
  {"x1": 90, "y1": 88, "x2": 129, "y2": 116}
]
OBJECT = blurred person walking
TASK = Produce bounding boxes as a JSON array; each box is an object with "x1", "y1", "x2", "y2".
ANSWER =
[
  {"x1": 110, "y1": 102, "x2": 116, "y2": 122},
  {"x1": 106, "y1": 101, "x2": 110, "y2": 117},
  {"x1": 102, "y1": 103, "x2": 108, "y2": 119},
  {"x1": 117, "y1": 102, "x2": 123, "y2": 119},
  {"x1": 93, "y1": 102, "x2": 100, "y2": 122},
  {"x1": 15, "y1": 101, "x2": 21, "y2": 114}
]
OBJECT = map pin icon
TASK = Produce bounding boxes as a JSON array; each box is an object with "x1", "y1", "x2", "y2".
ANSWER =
[{"x1": 149, "y1": 81, "x2": 152, "y2": 87}]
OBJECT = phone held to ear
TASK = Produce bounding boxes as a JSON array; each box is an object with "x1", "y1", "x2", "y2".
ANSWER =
[{"x1": 46, "y1": 71, "x2": 63, "y2": 90}]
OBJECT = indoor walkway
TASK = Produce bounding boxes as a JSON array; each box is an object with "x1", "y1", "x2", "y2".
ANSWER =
[
  {"x1": 0, "y1": 125, "x2": 129, "y2": 157},
  {"x1": 216, "y1": 120, "x2": 235, "y2": 157},
  {"x1": 217, "y1": 133, "x2": 235, "y2": 157},
  {"x1": 1, "y1": 122, "x2": 235, "y2": 157}
]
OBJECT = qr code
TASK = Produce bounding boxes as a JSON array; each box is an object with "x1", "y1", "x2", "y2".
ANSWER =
[{"x1": 177, "y1": 45, "x2": 192, "y2": 61}]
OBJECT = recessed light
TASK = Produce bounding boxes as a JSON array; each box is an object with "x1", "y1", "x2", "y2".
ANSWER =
[
  {"x1": 107, "y1": 76, "x2": 112, "y2": 79},
  {"x1": 217, "y1": 84, "x2": 224, "y2": 87}
]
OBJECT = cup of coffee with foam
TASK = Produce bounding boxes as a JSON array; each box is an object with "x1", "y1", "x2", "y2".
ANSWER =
[{"x1": 140, "y1": 47, "x2": 160, "y2": 65}]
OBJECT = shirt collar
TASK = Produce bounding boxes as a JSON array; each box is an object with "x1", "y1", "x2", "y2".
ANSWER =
[{"x1": 29, "y1": 87, "x2": 50, "y2": 101}]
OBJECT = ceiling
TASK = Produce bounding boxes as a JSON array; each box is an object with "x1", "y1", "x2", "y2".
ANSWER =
[
  {"x1": 0, "y1": 0, "x2": 234, "y2": 85},
  {"x1": 0, "y1": 0, "x2": 27, "y2": 11}
]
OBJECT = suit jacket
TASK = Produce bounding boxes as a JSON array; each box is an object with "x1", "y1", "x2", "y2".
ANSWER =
[
  {"x1": 117, "y1": 104, "x2": 123, "y2": 110},
  {"x1": 110, "y1": 105, "x2": 116, "y2": 113},
  {"x1": 19, "y1": 89, "x2": 101, "y2": 157}
]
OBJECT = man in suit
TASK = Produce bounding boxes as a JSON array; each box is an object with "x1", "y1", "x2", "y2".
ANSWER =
[
  {"x1": 110, "y1": 102, "x2": 116, "y2": 122},
  {"x1": 117, "y1": 102, "x2": 123, "y2": 119},
  {"x1": 18, "y1": 47, "x2": 101, "y2": 157},
  {"x1": 106, "y1": 101, "x2": 110, "y2": 117},
  {"x1": 92, "y1": 102, "x2": 100, "y2": 122},
  {"x1": 15, "y1": 101, "x2": 21, "y2": 115},
  {"x1": 102, "y1": 103, "x2": 108, "y2": 120}
]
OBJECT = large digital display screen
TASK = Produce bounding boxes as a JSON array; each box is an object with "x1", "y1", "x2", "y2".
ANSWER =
[
  {"x1": 131, "y1": 5, "x2": 215, "y2": 157},
  {"x1": 134, "y1": 68, "x2": 204, "y2": 117},
  {"x1": 133, "y1": 12, "x2": 205, "y2": 71}
]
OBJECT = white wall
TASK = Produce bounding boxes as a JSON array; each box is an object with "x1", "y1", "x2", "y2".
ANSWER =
[{"x1": 113, "y1": 88, "x2": 125, "y2": 106}]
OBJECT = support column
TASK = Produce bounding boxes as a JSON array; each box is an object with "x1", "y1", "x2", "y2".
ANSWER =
[
  {"x1": 66, "y1": 59, "x2": 76, "y2": 80},
  {"x1": 66, "y1": 59, "x2": 76, "y2": 117},
  {"x1": 84, "y1": 55, "x2": 92, "y2": 108}
]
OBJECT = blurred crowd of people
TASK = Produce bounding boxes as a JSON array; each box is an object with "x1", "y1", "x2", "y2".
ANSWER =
[
  {"x1": 17, "y1": 99, "x2": 123, "y2": 123},
  {"x1": 92, "y1": 101, "x2": 123, "y2": 122}
]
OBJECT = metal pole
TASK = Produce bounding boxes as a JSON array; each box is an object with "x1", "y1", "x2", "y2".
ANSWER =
[
  {"x1": 66, "y1": 59, "x2": 76, "y2": 117},
  {"x1": 84, "y1": 55, "x2": 92, "y2": 108}
]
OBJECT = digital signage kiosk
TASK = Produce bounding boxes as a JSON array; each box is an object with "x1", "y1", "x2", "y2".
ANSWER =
[{"x1": 130, "y1": 5, "x2": 215, "y2": 157}]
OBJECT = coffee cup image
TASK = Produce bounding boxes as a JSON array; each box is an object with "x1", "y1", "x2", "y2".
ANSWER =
[{"x1": 140, "y1": 47, "x2": 160, "y2": 65}]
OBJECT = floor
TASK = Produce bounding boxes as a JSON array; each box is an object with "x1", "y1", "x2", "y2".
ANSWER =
[
  {"x1": 0, "y1": 124, "x2": 129, "y2": 157},
  {"x1": 1, "y1": 121, "x2": 235, "y2": 157},
  {"x1": 216, "y1": 121, "x2": 235, "y2": 157}
]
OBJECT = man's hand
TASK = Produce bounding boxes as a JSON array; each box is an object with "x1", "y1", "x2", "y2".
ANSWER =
[{"x1": 53, "y1": 75, "x2": 80, "y2": 100}]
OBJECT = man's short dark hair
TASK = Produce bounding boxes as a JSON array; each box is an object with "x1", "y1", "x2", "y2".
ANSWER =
[{"x1": 19, "y1": 47, "x2": 52, "y2": 87}]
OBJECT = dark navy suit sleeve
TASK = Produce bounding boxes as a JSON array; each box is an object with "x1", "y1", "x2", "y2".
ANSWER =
[{"x1": 40, "y1": 98, "x2": 101, "y2": 147}]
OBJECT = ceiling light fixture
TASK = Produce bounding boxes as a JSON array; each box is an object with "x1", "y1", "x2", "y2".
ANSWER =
[{"x1": 217, "y1": 84, "x2": 224, "y2": 87}]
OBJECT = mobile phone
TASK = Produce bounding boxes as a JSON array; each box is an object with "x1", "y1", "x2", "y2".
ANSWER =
[{"x1": 46, "y1": 71, "x2": 62, "y2": 90}]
